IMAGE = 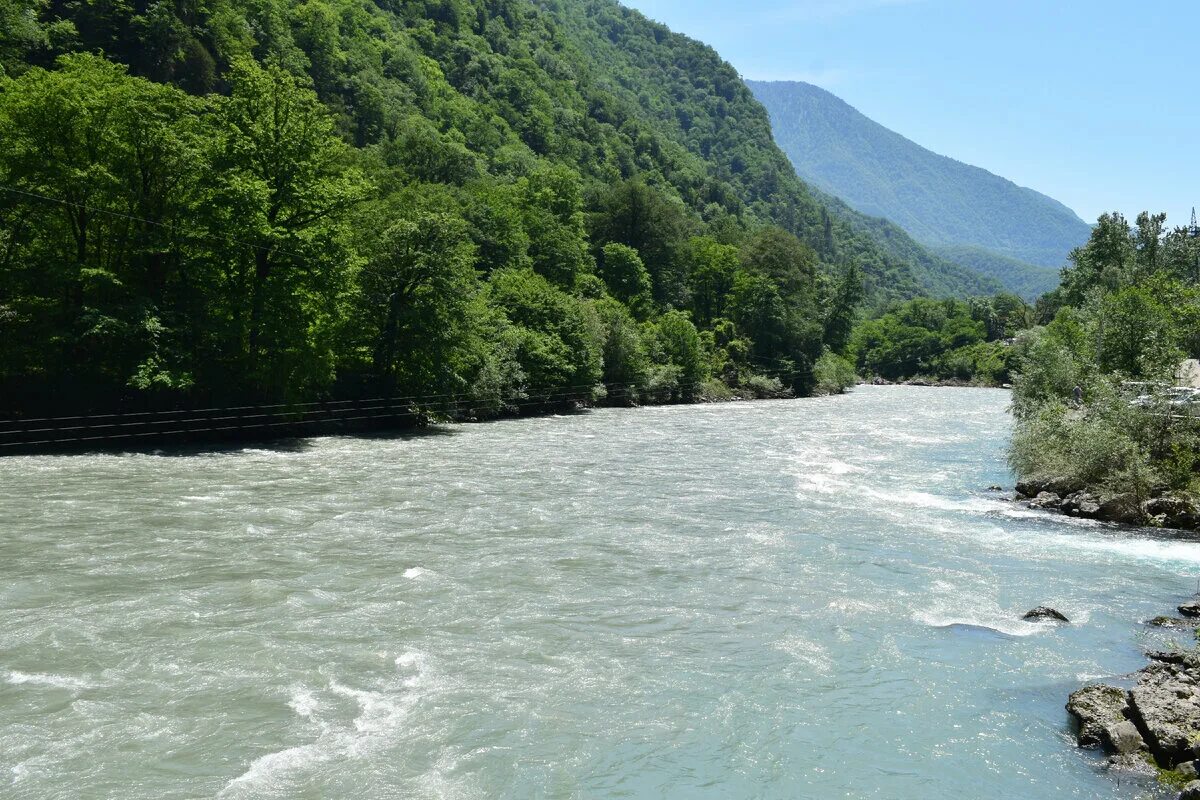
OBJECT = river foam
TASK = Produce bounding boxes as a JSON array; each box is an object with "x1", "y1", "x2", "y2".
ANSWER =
[{"x1": 0, "y1": 386, "x2": 1188, "y2": 799}]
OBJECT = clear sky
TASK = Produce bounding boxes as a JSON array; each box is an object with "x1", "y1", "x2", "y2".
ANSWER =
[{"x1": 619, "y1": 0, "x2": 1199, "y2": 228}]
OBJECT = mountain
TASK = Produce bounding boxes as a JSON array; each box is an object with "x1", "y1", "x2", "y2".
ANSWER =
[
  {"x1": 529, "y1": 0, "x2": 999, "y2": 302},
  {"x1": 0, "y1": 0, "x2": 1004, "y2": 416},
  {"x1": 747, "y1": 79, "x2": 1091, "y2": 298},
  {"x1": 928, "y1": 244, "x2": 1059, "y2": 301}
]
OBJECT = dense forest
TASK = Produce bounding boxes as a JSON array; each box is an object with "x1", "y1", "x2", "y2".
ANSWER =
[
  {"x1": 1009, "y1": 211, "x2": 1200, "y2": 520},
  {"x1": 0, "y1": 0, "x2": 1005, "y2": 419},
  {"x1": 747, "y1": 80, "x2": 1091, "y2": 299},
  {"x1": 849, "y1": 292, "x2": 1032, "y2": 385}
]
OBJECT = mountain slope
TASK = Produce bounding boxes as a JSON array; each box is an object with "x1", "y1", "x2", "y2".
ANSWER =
[
  {"x1": 532, "y1": 0, "x2": 995, "y2": 301},
  {"x1": 929, "y1": 244, "x2": 1060, "y2": 300},
  {"x1": 746, "y1": 79, "x2": 1090, "y2": 290},
  {"x1": 2, "y1": 0, "x2": 999, "y2": 309},
  {"x1": 0, "y1": 0, "x2": 1008, "y2": 417},
  {"x1": 808, "y1": 187, "x2": 1002, "y2": 299}
]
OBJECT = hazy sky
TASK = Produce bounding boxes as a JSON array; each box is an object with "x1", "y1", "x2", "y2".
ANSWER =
[{"x1": 619, "y1": 0, "x2": 1199, "y2": 228}]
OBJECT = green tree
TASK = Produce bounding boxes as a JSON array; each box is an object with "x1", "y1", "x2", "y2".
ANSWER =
[
  {"x1": 740, "y1": 226, "x2": 817, "y2": 299},
  {"x1": 0, "y1": 54, "x2": 206, "y2": 392},
  {"x1": 520, "y1": 164, "x2": 592, "y2": 287},
  {"x1": 594, "y1": 297, "x2": 650, "y2": 397},
  {"x1": 210, "y1": 57, "x2": 369, "y2": 394},
  {"x1": 360, "y1": 212, "x2": 479, "y2": 395},
  {"x1": 822, "y1": 263, "x2": 863, "y2": 354},
  {"x1": 649, "y1": 309, "x2": 706, "y2": 399},
  {"x1": 487, "y1": 267, "x2": 602, "y2": 395},
  {"x1": 598, "y1": 242, "x2": 652, "y2": 317},
  {"x1": 590, "y1": 181, "x2": 691, "y2": 307},
  {"x1": 687, "y1": 236, "x2": 740, "y2": 327}
]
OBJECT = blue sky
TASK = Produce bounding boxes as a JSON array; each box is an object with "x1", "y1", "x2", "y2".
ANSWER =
[{"x1": 620, "y1": 0, "x2": 1199, "y2": 228}]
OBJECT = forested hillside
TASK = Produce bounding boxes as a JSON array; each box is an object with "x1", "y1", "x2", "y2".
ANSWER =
[
  {"x1": 808, "y1": 187, "x2": 1002, "y2": 299},
  {"x1": 1, "y1": 0, "x2": 995, "y2": 416},
  {"x1": 747, "y1": 79, "x2": 1092, "y2": 298},
  {"x1": 930, "y1": 244, "x2": 1059, "y2": 301}
]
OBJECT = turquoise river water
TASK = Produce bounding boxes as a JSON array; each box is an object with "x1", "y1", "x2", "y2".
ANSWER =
[{"x1": 2, "y1": 385, "x2": 1198, "y2": 799}]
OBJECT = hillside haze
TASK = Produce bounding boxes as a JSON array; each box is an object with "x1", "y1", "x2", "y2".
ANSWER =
[{"x1": 748, "y1": 79, "x2": 1091, "y2": 298}]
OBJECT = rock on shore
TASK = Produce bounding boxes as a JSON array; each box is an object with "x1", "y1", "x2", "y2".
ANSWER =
[
  {"x1": 1067, "y1": 600, "x2": 1200, "y2": 798},
  {"x1": 1015, "y1": 477, "x2": 1199, "y2": 530}
]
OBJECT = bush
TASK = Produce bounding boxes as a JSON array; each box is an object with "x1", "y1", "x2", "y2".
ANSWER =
[
  {"x1": 1008, "y1": 381, "x2": 1158, "y2": 499},
  {"x1": 642, "y1": 362, "x2": 684, "y2": 403},
  {"x1": 739, "y1": 372, "x2": 790, "y2": 399},
  {"x1": 812, "y1": 348, "x2": 857, "y2": 395},
  {"x1": 697, "y1": 378, "x2": 735, "y2": 401}
]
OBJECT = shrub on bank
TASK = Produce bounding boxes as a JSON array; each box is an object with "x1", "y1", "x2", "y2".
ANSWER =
[
  {"x1": 813, "y1": 349, "x2": 857, "y2": 395},
  {"x1": 739, "y1": 373, "x2": 791, "y2": 399}
]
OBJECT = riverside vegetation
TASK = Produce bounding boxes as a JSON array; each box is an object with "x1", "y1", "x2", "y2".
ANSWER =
[
  {"x1": 848, "y1": 291, "x2": 1033, "y2": 386},
  {"x1": 1008, "y1": 211, "x2": 1200, "y2": 528},
  {"x1": 2, "y1": 0, "x2": 1019, "y2": 421}
]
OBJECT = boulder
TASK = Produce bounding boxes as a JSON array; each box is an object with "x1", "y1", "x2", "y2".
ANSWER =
[
  {"x1": 1127, "y1": 662, "x2": 1200, "y2": 766},
  {"x1": 1102, "y1": 720, "x2": 1146, "y2": 754},
  {"x1": 1180, "y1": 601, "x2": 1200, "y2": 619},
  {"x1": 1067, "y1": 684, "x2": 1129, "y2": 748},
  {"x1": 1148, "y1": 616, "x2": 1200, "y2": 629},
  {"x1": 1180, "y1": 761, "x2": 1200, "y2": 780},
  {"x1": 1023, "y1": 606, "x2": 1069, "y2": 623},
  {"x1": 1096, "y1": 495, "x2": 1145, "y2": 525},
  {"x1": 1149, "y1": 650, "x2": 1189, "y2": 665},
  {"x1": 1029, "y1": 491, "x2": 1062, "y2": 510},
  {"x1": 1060, "y1": 491, "x2": 1102, "y2": 517},
  {"x1": 1015, "y1": 478, "x2": 1050, "y2": 498},
  {"x1": 987, "y1": 485, "x2": 1004, "y2": 492},
  {"x1": 1180, "y1": 780, "x2": 1200, "y2": 800},
  {"x1": 1016, "y1": 476, "x2": 1083, "y2": 498},
  {"x1": 1143, "y1": 495, "x2": 1199, "y2": 530}
]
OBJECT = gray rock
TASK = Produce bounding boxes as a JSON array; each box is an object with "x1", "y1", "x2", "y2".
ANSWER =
[
  {"x1": 1015, "y1": 476, "x2": 1082, "y2": 498},
  {"x1": 1097, "y1": 495, "x2": 1145, "y2": 525},
  {"x1": 1180, "y1": 601, "x2": 1200, "y2": 618},
  {"x1": 1179, "y1": 760, "x2": 1200, "y2": 780},
  {"x1": 1059, "y1": 491, "x2": 1103, "y2": 517},
  {"x1": 1180, "y1": 780, "x2": 1200, "y2": 800},
  {"x1": 1102, "y1": 720, "x2": 1146, "y2": 754},
  {"x1": 1148, "y1": 616, "x2": 1200, "y2": 629},
  {"x1": 1023, "y1": 606, "x2": 1069, "y2": 622},
  {"x1": 1127, "y1": 662, "x2": 1200, "y2": 766},
  {"x1": 1143, "y1": 495, "x2": 1199, "y2": 530},
  {"x1": 1029, "y1": 491, "x2": 1062, "y2": 510},
  {"x1": 1067, "y1": 684, "x2": 1129, "y2": 748}
]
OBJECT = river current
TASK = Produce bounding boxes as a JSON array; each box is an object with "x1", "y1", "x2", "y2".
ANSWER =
[{"x1": 2, "y1": 385, "x2": 1197, "y2": 799}]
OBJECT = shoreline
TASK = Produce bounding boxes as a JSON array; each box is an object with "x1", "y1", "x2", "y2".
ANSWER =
[
  {"x1": 1067, "y1": 593, "x2": 1200, "y2": 800},
  {"x1": 0, "y1": 382, "x2": 1019, "y2": 457},
  {"x1": 1013, "y1": 477, "x2": 1200, "y2": 532},
  {"x1": 0, "y1": 384, "x2": 858, "y2": 457}
]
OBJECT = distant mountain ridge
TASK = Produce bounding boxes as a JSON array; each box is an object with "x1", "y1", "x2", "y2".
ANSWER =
[{"x1": 747, "y1": 79, "x2": 1092, "y2": 298}]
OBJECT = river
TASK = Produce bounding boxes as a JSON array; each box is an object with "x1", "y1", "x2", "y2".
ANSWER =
[{"x1": 1, "y1": 385, "x2": 1196, "y2": 799}]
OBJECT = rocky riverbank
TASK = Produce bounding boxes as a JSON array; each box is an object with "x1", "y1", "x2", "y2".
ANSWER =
[
  {"x1": 861, "y1": 376, "x2": 1007, "y2": 388},
  {"x1": 1015, "y1": 477, "x2": 1200, "y2": 531},
  {"x1": 1067, "y1": 599, "x2": 1200, "y2": 798}
]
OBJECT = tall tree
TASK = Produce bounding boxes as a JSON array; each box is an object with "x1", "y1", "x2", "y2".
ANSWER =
[
  {"x1": 361, "y1": 212, "x2": 479, "y2": 395},
  {"x1": 210, "y1": 58, "x2": 369, "y2": 395}
]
